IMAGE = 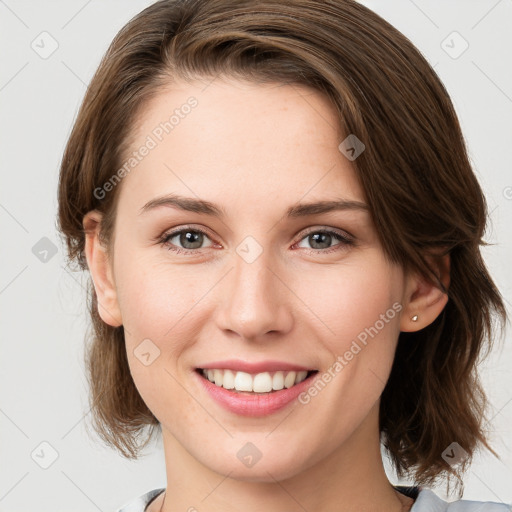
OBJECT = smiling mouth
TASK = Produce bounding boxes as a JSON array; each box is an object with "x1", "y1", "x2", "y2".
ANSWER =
[{"x1": 195, "y1": 368, "x2": 318, "y2": 394}]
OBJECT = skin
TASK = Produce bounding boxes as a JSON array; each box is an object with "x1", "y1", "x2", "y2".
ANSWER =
[{"x1": 83, "y1": 77, "x2": 449, "y2": 512}]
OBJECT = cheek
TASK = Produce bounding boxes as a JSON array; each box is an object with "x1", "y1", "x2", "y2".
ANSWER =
[
  {"x1": 289, "y1": 259, "x2": 403, "y2": 443},
  {"x1": 296, "y1": 256, "x2": 403, "y2": 405},
  {"x1": 113, "y1": 252, "x2": 205, "y2": 416},
  {"x1": 114, "y1": 249, "x2": 207, "y2": 341},
  {"x1": 297, "y1": 255, "x2": 403, "y2": 347}
]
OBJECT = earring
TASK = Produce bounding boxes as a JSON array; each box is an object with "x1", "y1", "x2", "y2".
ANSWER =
[{"x1": 411, "y1": 315, "x2": 419, "y2": 322}]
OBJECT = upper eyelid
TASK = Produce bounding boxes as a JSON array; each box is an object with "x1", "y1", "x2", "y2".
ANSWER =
[{"x1": 161, "y1": 225, "x2": 214, "y2": 242}]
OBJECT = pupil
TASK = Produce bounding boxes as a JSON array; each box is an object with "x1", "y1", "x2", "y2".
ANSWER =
[
  {"x1": 310, "y1": 233, "x2": 330, "y2": 249},
  {"x1": 181, "y1": 231, "x2": 202, "y2": 249}
]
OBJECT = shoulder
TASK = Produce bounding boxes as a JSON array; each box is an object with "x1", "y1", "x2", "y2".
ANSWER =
[
  {"x1": 412, "y1": 488, "x2": 511, "y2": 512},
  {"x1": 114, "y1": 486, "x2": 511, "y2": 512},
  {"x1": 115, "y1": 488, "x2": 165, "y2": 512}
]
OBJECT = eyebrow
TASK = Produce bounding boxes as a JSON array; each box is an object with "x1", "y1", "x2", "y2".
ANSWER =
[{"x1": 139, "y1": 193, "x2": 370, "y2": 218}]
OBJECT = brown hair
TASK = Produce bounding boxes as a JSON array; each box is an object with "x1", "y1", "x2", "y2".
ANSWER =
[{"x1": 57, "y1": 0, "x2": 507, "y2": 494}]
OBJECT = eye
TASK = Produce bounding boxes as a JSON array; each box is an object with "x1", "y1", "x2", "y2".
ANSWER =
[
  {"x1": 159, "y1": 226, "x2": 214, "y2": 254},
  {"x1": 295, "y1": 228, "x2": 354, "y2": 254},
  {"x1": 157, "y1": 226, "x2": 354, "y2": 255}
]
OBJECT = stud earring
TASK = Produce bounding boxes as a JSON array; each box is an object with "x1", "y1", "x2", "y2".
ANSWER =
[{"x1": 411, "y1": 315, "x2": 419, "y2": 322}]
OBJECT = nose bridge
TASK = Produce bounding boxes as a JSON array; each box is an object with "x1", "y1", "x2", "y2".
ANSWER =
[{"x1": 217, "y1": 236, "x2": 292, "y2": 339}]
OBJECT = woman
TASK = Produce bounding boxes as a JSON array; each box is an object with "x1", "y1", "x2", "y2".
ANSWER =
[{"x1": 57, "y1": 1, "x2": 509, "y2": 511}]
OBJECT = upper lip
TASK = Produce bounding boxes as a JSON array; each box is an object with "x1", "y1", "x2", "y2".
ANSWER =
[{"x1": 197, "y1": 359, "x2": 315, "y2": 374}]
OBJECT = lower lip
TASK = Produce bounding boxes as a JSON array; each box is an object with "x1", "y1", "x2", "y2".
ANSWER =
[{"x1": 195, "y1": 370, "x2": 318, "y2": 417}]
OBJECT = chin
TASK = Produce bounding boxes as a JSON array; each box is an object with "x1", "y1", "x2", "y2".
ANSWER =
[{"x1": 197, "y1": 445, "x2": 312, "y2": 483}]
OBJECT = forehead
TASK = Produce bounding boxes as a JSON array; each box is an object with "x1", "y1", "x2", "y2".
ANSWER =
[{"x1": 117, "y1": 77, "x2": 365, "y2": 215}]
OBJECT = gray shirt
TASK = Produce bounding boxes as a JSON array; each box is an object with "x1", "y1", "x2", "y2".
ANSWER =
[{"x1": 116, "y1": 486, "x2": 511, "y2": 512}]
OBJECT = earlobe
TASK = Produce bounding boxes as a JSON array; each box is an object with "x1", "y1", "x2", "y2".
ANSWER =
[
  {"x1": 400, "y1": 253, "x2": 450, "y2": 333},
  {"x1": 83, "y1": 210, "x2": 123, "y2": 327}
]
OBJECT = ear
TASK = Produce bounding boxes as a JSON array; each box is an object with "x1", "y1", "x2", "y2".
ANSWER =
[
  {"x1": 83, "y1": 210, "x2": 122, "y2": 327},
  {"x1": 400, "y1": 251, "x2": 450, "y2": 332}
]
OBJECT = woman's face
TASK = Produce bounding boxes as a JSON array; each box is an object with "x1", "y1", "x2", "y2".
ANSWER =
[{"x1": 97, "y1": 77, "x2": 413, "y2": 481}]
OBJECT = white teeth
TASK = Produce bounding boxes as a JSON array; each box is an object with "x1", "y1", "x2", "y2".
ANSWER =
[
  {"x1": 201, "y1": 368, "x2": 311, "y2": 393},
  {"x1": 284, "y1": 371, "x2": 296, "y2": 388},
  {"x1": 253, "y1": 372, "x2": 272, "y2": 393},
  {"x1": 234, "y1": 371, "x2": 253, "y2": 391},
  {"x1": 296, "y1": 370, "x2": 308, "y2": 383},
  {"x1": 272, "y1": 371, "x2": 284, "y2": 390},
  {"x1": 222, "y1": 369, "x2": 235, "y2": 390},
  {"x1": 213, "y1": 369, "x2": 223, "y2": 386}
]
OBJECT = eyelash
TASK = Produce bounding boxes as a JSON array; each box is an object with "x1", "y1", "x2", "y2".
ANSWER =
[{"x1": 157, "y1": 225, "x2": 355, "y2": 256}]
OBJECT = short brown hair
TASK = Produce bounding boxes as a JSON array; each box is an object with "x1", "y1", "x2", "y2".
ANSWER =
[{"x1": 57, "y1": 0, "x2": 507, "y2": 493}]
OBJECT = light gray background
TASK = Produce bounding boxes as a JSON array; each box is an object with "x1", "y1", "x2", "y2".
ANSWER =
[{"x1": 1, "y1": 1, "x2": 511, "y2": 511}]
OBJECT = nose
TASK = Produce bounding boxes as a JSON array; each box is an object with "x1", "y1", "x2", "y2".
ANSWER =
[{"x1": 214, "y1": 246, "x2": 294, "y2": 342}]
